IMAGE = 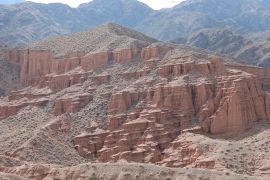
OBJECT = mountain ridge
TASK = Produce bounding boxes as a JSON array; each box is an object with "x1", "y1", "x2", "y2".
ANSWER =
[
  {"x1": 0, "y1": 0, "x2": 154, "y2": 45},
  {"x1": 27, "y1": 22, "x2": 157, "y2": 56},
  {"x1": 2, "y1": 0, "x2": 270, "y2": 44},
  {"x1": 173, "y1": 28, "x2": 270, "y2": 67}
]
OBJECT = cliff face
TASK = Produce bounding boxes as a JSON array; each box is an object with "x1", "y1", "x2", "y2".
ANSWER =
[
  {"x1": 4, "y1": 43, "x2": 270, "y2": 166},
  {"x1": 6, "y1": 49, "x2": 81, "y2": 85},
  {"x1": 1, "y1": 24, "x2": 270, "y2": 178},
  {"x1": 0, "y1": 42, "x2": 20, "y2": 96},
  {"x1": 6, "y1": 48, "x2": 145, "y2": 85},
  {"x1": 73, "y1": 57, "x2": 270, "y2": 165}
]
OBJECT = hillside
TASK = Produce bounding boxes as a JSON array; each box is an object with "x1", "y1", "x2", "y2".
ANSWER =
[
  {"x1": 78, "y1": 0, "x2": 152, "y2": 27},
  {"x1": 2, "y1": 0, "x2": 270, "y2": 43},
  {"x1": 173, "y1": 28, "x2": 270, "y2": 67},
  {"x1": 0, "y1": 23, "x2": 270, "y2": 179},
  {"x1": 137, "y1": 0, "x2": 270, "y2": 40},
  {"x1": 28, "y1": 23, "x2": 157, "y2": 56},
  {"x1": 0, "y1": 0, "x2": 153, "y2": 45}
]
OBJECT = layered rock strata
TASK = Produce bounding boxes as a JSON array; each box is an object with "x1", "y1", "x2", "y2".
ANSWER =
[{"x1": 1, "y1": 24, "x2": 270, "y2": 178}]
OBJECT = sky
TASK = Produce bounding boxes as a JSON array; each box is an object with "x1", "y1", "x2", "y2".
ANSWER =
[{"x1": 23, "y1": 0, "x2": 185, "y2": 10}]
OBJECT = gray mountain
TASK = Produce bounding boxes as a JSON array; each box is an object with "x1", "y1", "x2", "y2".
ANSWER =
[
  {"x1": 137, "y1": 0, "x2": 270, "y2": 40},
  {"x1": 173, "y1": 0, "x2": 270, "y2": 32},
  {"x1": 173, "y1": 28, "x2": 270, "y2": 67},
  {"x1": 135, "y1": 10, "x2": 225, "y2": 41},
  {"x1": 78, "y1": 0, "x2": 153, "y2": 27},
  {"x1": 2, "y1": 0, "x2": 270, "y2": 43},
  {"x1": 0, "y1": 0, "x2": 153, "y2": 45}
]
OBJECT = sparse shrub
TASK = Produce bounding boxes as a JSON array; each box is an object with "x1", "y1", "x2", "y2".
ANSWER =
[
  {"x1": 199, "y1": 177, "x2": 210, "y2": 180},
  {"x1": 88, "y1": 174, "x2": 99, "y2": 180}
]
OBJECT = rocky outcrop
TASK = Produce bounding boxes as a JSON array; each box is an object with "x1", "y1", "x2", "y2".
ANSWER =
[
  {"x1": 0, "y1": 97, "x2": 49, "y2": 120},
  {"x1": 1, "y1": 24, "x2": 270, "y2": 179},
  {"x1": 6, "y1": 49, "x2": 83, "y2": 85},
  {"x1": 210, "y1": 77, "x2": 269, "y2": 133},
  {"x1": 37, "y1": 70, "x2": 92, "y2": 92},
  {"x1": 53, "y1": 92, "x2": 92, "y2": 115},
  {"x1": 4, "y1": 44, "x2": 270, "y2": 132},
  {"x1": 6, "y1": 48, "x2": 149, "y2": 86},
  {"x1": 0, "y1": 48, "x2": 21, "y2": 96},
  {"x1": 73, "y1": 56, "x2": 270, "y2": 164},
  {"x1": 159, "y1": 136, "x2": 212, "y2": 168},
  {"x1": 140, "y1": 46, "x2": 172, "y2": 61},
  {"x1": 1, "y1": 46, "x2": 148, "y2": 119}
]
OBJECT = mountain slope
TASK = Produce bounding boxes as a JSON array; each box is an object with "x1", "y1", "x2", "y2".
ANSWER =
[
  {"x1": 138, "y1": 0, "x2": 270, "y2": 41},
  {"x1": 135, "y1": 10, "x2": 225, "y2": 41},
  {"x1": 173, "y1": 28, "x2": 270, "y2": 67},
  {"x1": 78, "y1": 0, "x2": 153, "y2": 27},
  {"x1": 1, "y1": 23, "x2": 270, "y2": 179},
  {"x1": 0, "y1": 0, "x2": 153, "y2": 45},
  {"x1": 28, "y1": 23, "x2": 157, "y2": 57},
  {"x1": 0, "y1": 2, "x2": 87, "y2": 45},
  {"x1": 2, "y1": 0, "x2": 270, "y2": 45},
  {"x1": 173, "y1": 0, "x2": 270, "y2": 32}
]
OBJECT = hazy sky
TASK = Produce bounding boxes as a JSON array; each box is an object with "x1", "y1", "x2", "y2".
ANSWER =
[{"x1": 27, "y1": 0, "x2": 185, "y2": 9}]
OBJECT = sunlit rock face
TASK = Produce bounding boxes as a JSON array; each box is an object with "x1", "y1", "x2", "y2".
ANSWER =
[{"x1": 1, "y1": 23, "x2": 270, "y2": 179}]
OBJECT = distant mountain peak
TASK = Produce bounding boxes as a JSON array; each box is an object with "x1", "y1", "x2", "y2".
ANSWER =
[{"x1": 97, "y1": 22, "x2": 157, "y2": 41}]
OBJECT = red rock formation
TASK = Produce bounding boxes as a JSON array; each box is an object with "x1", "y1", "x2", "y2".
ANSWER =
[
  {"x1": 2, "y1": 43, "x2": 270, "y2": 177},
  {"x1": 210, "y1": 77, "x2": 270, "y2": 133},
  {"x1": 81, "y1": 52, "x2": 110, "y2": 71},
  {"x1": 1, "y1": 47, "x2": 157, "y2": 119},
  {"x1": 73, "y1": 56, "x2": 270, "y2": 164},
  {"x1": 53, "y1": 92, "x2": 92, "y2": 115},
  {"x1": 38, "y1": 70, "x2": 92, "y2": 92},
  {"x1": 140, "y1": 46, "x2": 172, "y2": 61},
  {"x1": 6, "y1": 49, "x2": 84, "y2": 85},
  {"x1": 0, "y1": 98, "x2": 49, "y2": 120},
  {"x1": 3, "y1": 24, "x2": 270, "y2": 179},
  {"x1": 8, "y1": 89, "x2": 51, "y2": 101},
  {"x1": 4, "y1": 46, "x2": 270, "y2": 131},
  {"x1": 5, "y1": 49, "x2": 24, "y2": 64},
  {"x1": 5, "y1": 48, "x2": 140, "y2": 86}
]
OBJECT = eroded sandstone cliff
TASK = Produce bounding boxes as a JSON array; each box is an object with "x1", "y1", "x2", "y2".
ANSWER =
[{"x1": 1, "y1": 23, "x2": 270, "y2": 179}]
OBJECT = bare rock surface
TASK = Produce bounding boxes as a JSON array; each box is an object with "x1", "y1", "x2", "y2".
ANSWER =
[{"x1": 0, "y1": 41, "x2": 20, "y2": 96}]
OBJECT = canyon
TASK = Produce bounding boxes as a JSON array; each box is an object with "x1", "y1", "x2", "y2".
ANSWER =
[{"x1": 0, "y1": 23, "x2": 269, "y2": 179}]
